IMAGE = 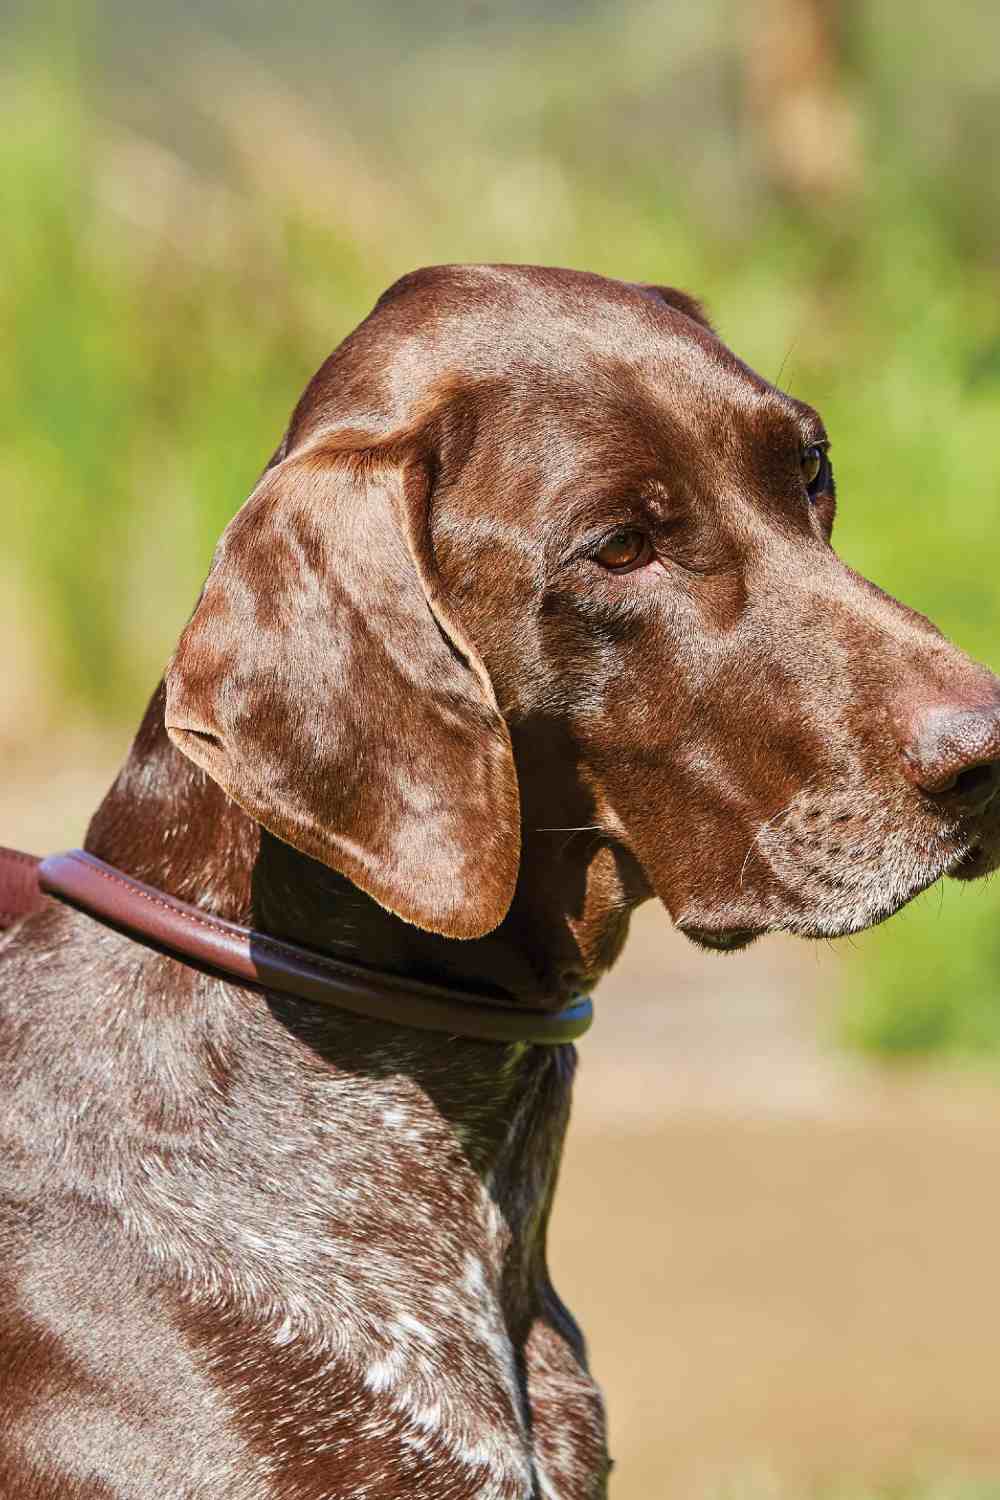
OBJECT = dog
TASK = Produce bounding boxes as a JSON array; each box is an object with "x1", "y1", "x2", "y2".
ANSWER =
[{"x1": 2, "y1": 264, "x2": 1000, "y2": 1499}]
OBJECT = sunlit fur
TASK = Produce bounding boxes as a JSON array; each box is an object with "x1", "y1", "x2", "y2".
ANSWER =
[{"x1": 3, "y1": 264, "x2": 1000, "y2": 1498}]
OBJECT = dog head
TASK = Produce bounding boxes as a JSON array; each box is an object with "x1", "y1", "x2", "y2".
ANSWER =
[{"x1": 166, "y1": 264, "x2": 1000, "y2": 956}]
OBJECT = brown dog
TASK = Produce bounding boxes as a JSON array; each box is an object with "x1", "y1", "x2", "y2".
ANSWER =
[{"x1": 2, "y1": 264, "x2": 999, "y2": 1498}]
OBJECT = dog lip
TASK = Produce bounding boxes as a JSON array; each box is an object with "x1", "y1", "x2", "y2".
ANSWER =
[
  {"x1": 679, "y1": 925, "x2": 759, "y2": 952},
  {"x1": 947, "y1": 843, "x2": 984, "y2": 879}
]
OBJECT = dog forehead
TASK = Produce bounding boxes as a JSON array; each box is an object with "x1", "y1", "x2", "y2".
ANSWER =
[
  {"x1": 290, "y1": 264, "x2": 811, "y2": 466},
  {"x1": 497, "y1": 351, "x2": 805, "y2": 502},
  {"x1": 381, "y1": 265, "x2": 799, "y2": 427},
  {"x1": 383, "y1": 262, "x2": 718, "y2": 363}
]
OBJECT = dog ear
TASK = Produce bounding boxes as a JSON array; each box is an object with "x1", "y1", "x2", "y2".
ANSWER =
[
  {"x1": 632, "y1": 283, "x2": 714, "y2": 332},
  {"x1": 164, "y1": 442, "x2": 520, "y2": 939}
]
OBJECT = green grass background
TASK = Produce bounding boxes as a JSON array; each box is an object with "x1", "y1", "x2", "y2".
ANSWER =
[{"x1": 4, "y1": 0, "x2": 1000, "y2": 1058}]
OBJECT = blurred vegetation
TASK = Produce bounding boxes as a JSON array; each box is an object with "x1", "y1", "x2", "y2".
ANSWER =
[{"x1": 3, "y1": 1, "x2": 1000, "y2": 1056}]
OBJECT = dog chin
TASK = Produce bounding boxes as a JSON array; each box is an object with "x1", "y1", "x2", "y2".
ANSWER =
[{"x1": 675, "y1": 836, "x2": 987, "y2": 951}]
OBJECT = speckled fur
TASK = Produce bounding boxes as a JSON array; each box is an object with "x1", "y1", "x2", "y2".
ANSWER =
[
  {"x1": 0, "y1": 899, "x2": 607, "y2": 1498},
  {"x1": 4, "y1": 263, "x2": 1000, "y2": 1497}
]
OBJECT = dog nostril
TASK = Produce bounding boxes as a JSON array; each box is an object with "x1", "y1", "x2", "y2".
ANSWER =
[
  {"x1": 902, "y1": 701, "x2": 1000, "y2": 801},
  {"x1": 923, "y1": 758, "x2": 1000, "y2": 807},
  {"x1": 953, "y1": 763, "x2": 996, "y2": 800}
]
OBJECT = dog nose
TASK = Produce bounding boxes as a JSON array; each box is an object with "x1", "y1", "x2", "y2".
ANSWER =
[{"x1": 901, "y1": 703, "x2": 1000, "y2": 810}]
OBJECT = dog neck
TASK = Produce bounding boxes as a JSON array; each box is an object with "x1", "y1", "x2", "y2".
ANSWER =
[
  {"x1": 85, "y1": 684, "x2": 641, "y2": 1010},
  {"x1": 75, "y1": 684, "x2": 608, "y2": 1382}
]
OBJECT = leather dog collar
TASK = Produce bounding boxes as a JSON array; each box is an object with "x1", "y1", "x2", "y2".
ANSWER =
[{"x1": 0, "y1": 847, "x2": 593, "y2": 1046}]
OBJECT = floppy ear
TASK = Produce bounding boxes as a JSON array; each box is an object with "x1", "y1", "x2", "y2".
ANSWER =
[
  {"x1": 164, "y1": 442, "x2": 520, "y2": 939},
  {"x1": 632, "y1": 283, "x2": 714, "y2": 332}
]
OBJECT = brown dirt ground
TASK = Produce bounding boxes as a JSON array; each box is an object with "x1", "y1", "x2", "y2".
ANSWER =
[
  {"x1": 555, "y1": 915, "x2": 1000, "y2": 1497},
  {"x1": 6, "y1": 741, "x2": 1000, "y2": 1497}
]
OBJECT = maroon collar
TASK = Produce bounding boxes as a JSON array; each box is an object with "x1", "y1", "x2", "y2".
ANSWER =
[{"x1": 0, "y1": 847, "x2": 593, "y2": 1046}]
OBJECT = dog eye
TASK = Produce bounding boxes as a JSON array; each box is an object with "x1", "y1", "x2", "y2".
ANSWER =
[
  {"x1": 593, "y1": 529, "x2": 651, "y2": 570},
  {"x1": 801, "y1": 444, "x2": 828, "y2": 494}
]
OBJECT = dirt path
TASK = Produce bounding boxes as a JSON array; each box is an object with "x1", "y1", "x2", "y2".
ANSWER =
[{"x1": 554, "y1": 908, "x2": 1000, "y2": 1497}]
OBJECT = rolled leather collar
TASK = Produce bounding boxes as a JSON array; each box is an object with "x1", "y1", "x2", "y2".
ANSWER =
[{"x1": 0, "y1": 847, "x2": 592, "y2": 1046}]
